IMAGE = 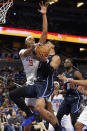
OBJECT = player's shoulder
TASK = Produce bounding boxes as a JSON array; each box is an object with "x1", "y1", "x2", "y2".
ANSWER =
[
  {"x1": 19, "y1": 49, "x2": 27, "y2": 55},
  {"x1": 52, "y1": 55, "x2": 60, "y2": 61},
  {"x1": 74, "y1": 70, "x2": 82, "y2": 79}
]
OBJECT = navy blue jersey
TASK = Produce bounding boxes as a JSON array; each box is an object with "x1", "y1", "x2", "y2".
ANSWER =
[
  {"x1": 35, "y1": 55, "x2": 56, "y2": 98},
  {"x1": 37, "y1": 55, "x2": 55, "y2": 80},
  {"x1": 63, "y1": 69, "x2": 81, "y2": 97}
]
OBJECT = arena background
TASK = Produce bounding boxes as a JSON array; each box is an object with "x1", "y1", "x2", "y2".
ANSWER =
[
  {"x1": 0, "y1": 0, "x2": 87, "y2": 131},
  {"x1": 0, "y1": 0, "x2": 87, "y2": 77}
]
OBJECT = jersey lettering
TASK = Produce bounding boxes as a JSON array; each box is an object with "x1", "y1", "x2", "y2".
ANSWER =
[{"x1": 29, "y1": 59, "x2": 33, "y2": 66}]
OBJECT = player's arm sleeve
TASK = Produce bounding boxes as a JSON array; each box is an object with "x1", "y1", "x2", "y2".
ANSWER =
[{"x1": 19, "y1": 49, "x2": 25, "y2": 57}]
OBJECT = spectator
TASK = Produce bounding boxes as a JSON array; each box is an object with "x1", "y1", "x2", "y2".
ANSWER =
[
  {"x1": 48, "y1": 81, "x2": 73, "y2": 131},
  {"x1": 0, "y1": 88, "x2": 4, "y2": 107}
]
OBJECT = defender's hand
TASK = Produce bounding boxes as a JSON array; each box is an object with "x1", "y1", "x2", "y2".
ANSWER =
[
  {"x1": 38, "y1": 1, "x2": 49, "y2": 15},
  {"x1": 58, "y1": 75, "x2": 68, "y2": 81}
]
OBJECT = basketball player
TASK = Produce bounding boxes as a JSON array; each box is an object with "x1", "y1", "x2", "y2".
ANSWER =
[
  {"x1": 19, "y1": 37, "x2": 39, "y2": 131},
  {"x1": 57, "y1": 58, "x2": 83, "y2": 128},
  {"x1": 35, "y1": 41, "x2": 61, "y2": 129},
  {"x1": 15, "y1": 2, "x2": 48, "y2": 131},
  {"x1": 9, "y1": 40, "x2": 61, "y2": 130},
  {"x1": 58, "y1": 75, "x2": 87, "y2": 131},
  {"x1": 9, "y1": 2, "x2": 61, "y2": 130},
  {"x1": 48, "y1": 81, "x2": 73, "y2": 131}
]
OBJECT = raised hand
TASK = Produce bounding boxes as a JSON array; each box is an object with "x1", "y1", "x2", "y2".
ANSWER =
[{"x1": 38, "y1": 1, "x2": 49, "y2": 15}]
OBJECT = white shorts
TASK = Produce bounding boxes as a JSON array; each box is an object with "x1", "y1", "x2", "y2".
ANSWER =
[
  {"x1": 25, "y1": 98, "x2": 36, "y2": 107},
  {"x1": 77, "y1": 106, "x2": 87, "y2": 126},
  {"x1": 25, "y1": 81, "x2": 36, "y2": 107}
]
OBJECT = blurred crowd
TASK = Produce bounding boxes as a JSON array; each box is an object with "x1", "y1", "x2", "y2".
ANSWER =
[
  {"x1": 0, "y1": 48, "x2": 20, "y2": 60},
  {"x1": 0, "y1": 65, "x2": 27, "y2": 131}
]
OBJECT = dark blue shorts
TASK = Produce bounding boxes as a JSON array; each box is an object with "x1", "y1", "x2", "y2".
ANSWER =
[
  {"x1": 59, "y1": 95, "x2": 81, "y2": 114},
  {"x1": 57, "y1": 95, "x2": 82, "y2": 123},
  {"x1": 25, "y1": 81, "x2": 54, "y2": 99}
]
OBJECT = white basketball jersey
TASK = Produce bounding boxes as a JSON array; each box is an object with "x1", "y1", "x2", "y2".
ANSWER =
[
  {"x1": 19, "y1": 49, "x2": 39, "y2": 85},
  {"x1": 52, "y1": 94, "x2": 64, "y2": 113}
]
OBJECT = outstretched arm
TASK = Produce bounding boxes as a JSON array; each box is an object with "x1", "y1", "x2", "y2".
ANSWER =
[
  {"x1": 58, "y1": 75, "x2": 87, "y2": 87},
  {"x1": 67, "y1": 79, "x2": 87, "y2": 87},
  {"x1": 77, "y1": 86, "x2": 87, "y2": 95},
  {"x1": 38, "y1": 2, "x2": 48, "y2": 45}
]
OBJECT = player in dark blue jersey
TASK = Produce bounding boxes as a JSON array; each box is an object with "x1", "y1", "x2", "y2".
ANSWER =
[
  {"x1": 9, "y1": 42, "x2": 61, "y2": 131},
  {"x1": 57, "y1": 58, "x2": 83, "y2": 128},
  {"x1": 58, "y1": 75, "x2": 87, "y2": 131}
]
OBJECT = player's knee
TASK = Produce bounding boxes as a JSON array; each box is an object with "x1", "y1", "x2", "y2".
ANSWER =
[{"x1": 35, "y1": 103, "x2": 45, "y2": 113}]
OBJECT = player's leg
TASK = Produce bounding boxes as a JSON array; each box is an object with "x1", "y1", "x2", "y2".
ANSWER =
[
  {"x1": 24, "y1": 123, "x2": 32, "y2": 131},
  {"x1": 57, "y1": 99, "x2": 70, "y2": 125},
  {"x1": 71, "y1": 98, "x2": 81, "y2": 126},
  {"x1": 75, "y1": 106, "x2": 87, "y2": 131},
  {"x1": 75, "y1": 122, "x2": 84, "y2": 131},
  {"x1": 24, "y1": 98, "x2": 36, "y2": 131},
  {"x1": 47, "y1": 101, "x2": 58, "y2": 131},
  {"x1": 9, "y1": 86, "x2": 35, "y2": 117},
  {"x1": 35, "y1": 98, "x2": 62, "y2": 130},
  {"x1": 46, "y1": 101, "x2": 54, "y2": 114},
  {"x1": 35, "y1": 98, "x2": 58, "y2": 125}
]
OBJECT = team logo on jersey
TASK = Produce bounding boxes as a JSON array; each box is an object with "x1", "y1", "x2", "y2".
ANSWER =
[
  {"x1": 26, "y1": 56, "x2": 32, "y2": 61},
  {"x1": 52, "y1": 99, "x2": 63, "y2": 108},
  {"x1": 52, "y1": 99, "x2": 63, "y2": 103},
  {"x1": 26, "y1": 56, "x2": 33, "y2": 66}
]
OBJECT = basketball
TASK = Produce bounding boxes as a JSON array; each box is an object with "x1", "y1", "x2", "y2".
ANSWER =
[{"x1": 36, "y1": 45, "x2": 49, "y2": 60}]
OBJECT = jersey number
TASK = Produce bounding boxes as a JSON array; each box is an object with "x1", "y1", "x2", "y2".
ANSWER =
[{"x1": 29, "y1": 60, "x2": 33, "y2": 66}]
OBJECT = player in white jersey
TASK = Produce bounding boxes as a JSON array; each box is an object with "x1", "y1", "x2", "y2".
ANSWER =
[
  {"x1": 19, "y1": 1, "x2": 48, "y2": 107},
  {"x1": 19, "y1": 49, "x2": 39, "y2": 85},
  {"x1": 48, "y1": 81, "x2": 73, "y2": 131},
  {"x1": 19, "y1": 49, "x2": 39, "y2": 107},
  {"x1": 18, "y1": 2, "x2": 48, "y2": 131},
  {"x1": 9, "y1": 3, "x2": 62, "y2": 130}
]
